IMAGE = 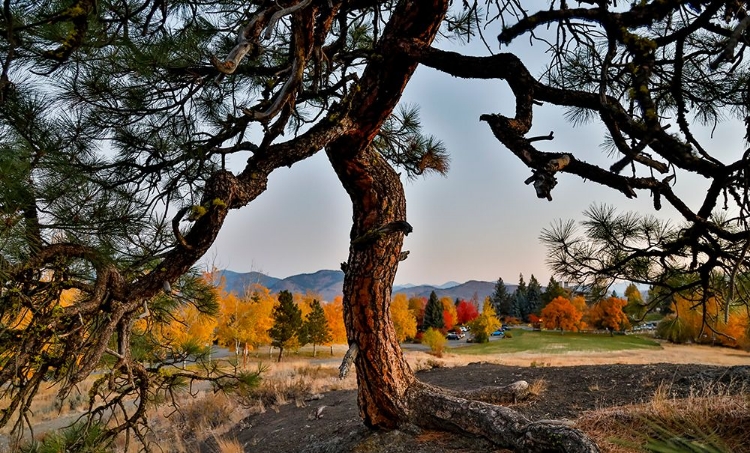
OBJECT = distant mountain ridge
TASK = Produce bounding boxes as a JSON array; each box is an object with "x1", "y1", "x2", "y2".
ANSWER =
[{"x1": 218, "y1": 269, "x2": 510, "y2": 303}]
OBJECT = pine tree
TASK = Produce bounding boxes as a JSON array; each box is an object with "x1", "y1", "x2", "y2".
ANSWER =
[
  {"x1": 304, "y1": 299, "x2": 332, "y2": 357},
  {"x1": 514, "y1": 274, "x2": 528, "y2": 321},
  {"x1": 541, "y1": 276, "x2": 568, "y2": 307},
  {"x1": 423, "y1": 291, "x2": 445, "y2": 330},
  {"x1": 491, "y1": 277, "x2": 513, "y2": 319},
  {"x1": 527, "y1": 275, "x2": 543, "y2": 318},
  {"x1": 269, "y1": 290, "x2": 303, "y2": 362}
]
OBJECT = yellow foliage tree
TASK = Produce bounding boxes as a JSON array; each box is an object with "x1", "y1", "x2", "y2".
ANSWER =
[
  {"x1": 540, "y1": 296, "x2": 583, "y2": 333},
  {"x1": 158, "y1": 303, "x2": 217, "y2": 351},
  {"x1": 391, "y1": 293, "x2": 417, "y2": 342},
  {"x1": 468, "y1": 299, "x2": 501, "y2": 343},
  {"x1": 421, "y1": 328, "x2": 447, "y2": 357}
]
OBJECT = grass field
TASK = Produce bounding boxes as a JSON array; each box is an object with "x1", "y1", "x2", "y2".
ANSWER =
[{"x1": 451, "y1": 330, "x2": 661, "y2": 355}]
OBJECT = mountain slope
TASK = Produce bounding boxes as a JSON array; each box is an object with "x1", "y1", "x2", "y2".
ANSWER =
[{"x1": 218, "y1": 269, "x2": 518, "y2": 304}]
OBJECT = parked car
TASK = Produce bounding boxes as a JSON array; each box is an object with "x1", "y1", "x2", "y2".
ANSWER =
[
  {"x1": 491, "y1": 329, "x2": 504, "y2": 337},
  {"x1": 446, "y1": 333, "x2": 460, "y2": 340},
  {"x1": 460, "y1": 326, "x2": 469, "y2": 332}
]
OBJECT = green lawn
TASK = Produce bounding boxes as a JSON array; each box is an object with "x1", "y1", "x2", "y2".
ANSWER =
[{"x1": 451, "y1": 329, "x2": 661, "y2": 355}]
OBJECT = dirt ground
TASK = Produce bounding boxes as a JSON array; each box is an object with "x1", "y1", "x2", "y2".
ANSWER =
[{"x1": 206, "y1": 343, "x2": 750, "y2": 453}]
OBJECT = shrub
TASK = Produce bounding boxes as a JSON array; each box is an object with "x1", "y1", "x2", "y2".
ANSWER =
[
  {"x1": 421, "y1": 328, "x2": 447, "y2": 357},
  {"x1": 503, "y1": 331, "x2": 513, "y2": 339}
]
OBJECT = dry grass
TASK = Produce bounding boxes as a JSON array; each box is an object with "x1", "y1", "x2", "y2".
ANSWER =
[
  {"x1": 411, "y1": 341, "x2": 750, "y2": 368},
  {"x1": 578, "y1": 382, "x2": 750, "y2": 453},
  {"x1": 249, "y1": 361, "x2": 355, "y2": 408},
  {"x1": 212, "y1": 434, "x2": 244, "y2": 453},
  {"x1": 527, "y1": 379, "x2": 548, "y2": 398},
  {"x1": 0, "y1": 377, "x2": 93, "y2": 435}
]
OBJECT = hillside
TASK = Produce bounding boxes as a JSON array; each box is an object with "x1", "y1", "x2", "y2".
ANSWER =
[
  {"x1": 393, "y1": 280, "x2": 518, "y2": 303},
  {"x1": 218, "y1": 269, "x2": 345, "y2": 301},
  {"x1": 217, "y1": 269, "x2": 510, "y2": 302}
]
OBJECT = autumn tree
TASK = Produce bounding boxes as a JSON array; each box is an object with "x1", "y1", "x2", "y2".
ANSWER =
[
  {"x1": 441, "y1": 296, "x2": 458, "y2": 331},
  {"x1": 323, "y1": 296, "x2": 347, "y2": 346},
  {"x1": 624, "y1": 284, "x2": 648, "y2": 321},
  {"x1": 421, "y1": 328, "x2": 447, "y2": 357},
  {"x1": 589, "y1": 297, "x2": 631, "y2": 335},
  {"x1": 19, "y1": 0, "x2": 750, "y2": 449},
  {"x1": 269, "y1": 290, "x2": 303, "y2": 362},
  {"x1": 541, "y1": 297, "x2": 584, "y2": 334},
  {"x1": 390, "y1": 293, "x2": 418, "y2": 342},
  {"x1": 303, "y1": 299, "x2": 332, "y2": 357},
  {"x1": 408, "y1": 296, "x2": 427, "y2": 330},
  {"x1": 456, "y1": 299, "x2": 480, "y2": 325},
  {"x1": 469, "y1": 298, "x2": 502, "y2": 343}
]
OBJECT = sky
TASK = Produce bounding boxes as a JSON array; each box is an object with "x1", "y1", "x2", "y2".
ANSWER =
[{"x1": 205, "y1": 14, "x2": 743, "y2": 287}]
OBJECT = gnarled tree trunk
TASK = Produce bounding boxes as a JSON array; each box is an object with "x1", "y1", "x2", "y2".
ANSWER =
[{"x1": 325, "y1": 1, "x2": 600, "y2": 451}]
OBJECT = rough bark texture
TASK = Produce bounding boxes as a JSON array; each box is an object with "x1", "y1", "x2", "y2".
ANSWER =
[{"x1": 325, "y1": 2, "x2": 599, "y2": 450}]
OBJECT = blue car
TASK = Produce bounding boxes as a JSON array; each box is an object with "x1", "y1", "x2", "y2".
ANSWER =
[{"x1": 491, "y1": 329, "x2": 504, "y2": 337}]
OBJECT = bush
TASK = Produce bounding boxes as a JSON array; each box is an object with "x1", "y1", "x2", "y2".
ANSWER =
[
  {"x1": 421, "y1": 328, "x2": 447, "y2": 357},
  {"x1": 503, "y1": 331, "x2": 513, "y2": 339}
]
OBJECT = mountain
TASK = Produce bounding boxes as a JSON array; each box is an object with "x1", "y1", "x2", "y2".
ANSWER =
[
  {"x1": 272, "y1": 270, "x2": 345, "y2": 302},
  {"x1": 435, "y1": 281, "x2": 461, "y2": 289},
  {"x1": 218, "y1": 269, "x2": 518, "y2": 304},
  {"x1": 219, "y1": 269, "x2": 344, "y2": 302},
  {"x1": 218, "y1": 270, "x2": 281, "y2": 296},
  {"x1": 392, "y1": 280, "x2": 518, "y2": 305}
]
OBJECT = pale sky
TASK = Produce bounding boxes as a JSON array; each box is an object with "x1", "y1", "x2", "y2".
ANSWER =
[{"x1": 206, "y1": 21, "x2": 741, "y2": 287}]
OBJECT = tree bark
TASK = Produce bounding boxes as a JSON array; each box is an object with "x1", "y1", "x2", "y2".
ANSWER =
[{"x1": 325, "y1": 1, "x2": 599, "y2": 451}]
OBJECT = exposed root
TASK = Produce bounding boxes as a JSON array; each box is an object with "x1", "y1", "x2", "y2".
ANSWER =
[{"x1": 407, "y1": 381, "x2": 599, "y2": 453}]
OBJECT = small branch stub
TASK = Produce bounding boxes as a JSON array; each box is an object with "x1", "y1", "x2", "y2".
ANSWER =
[{"x1": 339, "y1": 343, "x2": 359, "y2": 379}]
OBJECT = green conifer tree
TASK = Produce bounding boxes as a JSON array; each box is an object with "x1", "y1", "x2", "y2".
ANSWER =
[
  {"x1": 269, "y1": 290, "x2": 303, "y2": 362},
  {"x1": 527, "y1": 275, "x2": 543, "y2": 317},
  {"x1": 304, "y1": 299, "x2": 332, "y2": 357},
  {"x1": 514, "y1": 274, "x2": 528, "y2": 321},
  {"x1": 491, "y1": 277, "x2": 513, "y2": 319},
  {"x1": 541, "y1": 276, "x2": 568, "y2": 307},
  {"x1": 423, "y1": 291, "x2": 445, "y2": 330}
]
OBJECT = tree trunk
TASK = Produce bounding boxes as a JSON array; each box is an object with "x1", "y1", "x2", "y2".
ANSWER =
[
  {"x1": 313, "y1": 343, "x2": 317, "y2": 358},
  {"x1": 324, "y1": 1, "x2": 600, "y2": 451},
  {"x1": 328, "y1": 147, "x2": 415, "y2": 428},
  {"x1": 277, "y1": 347, "x2": 283, "y2": 363}
]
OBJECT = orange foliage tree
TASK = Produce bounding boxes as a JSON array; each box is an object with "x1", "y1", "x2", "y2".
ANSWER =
[
  {"x1": 657, "y1": 293, "x2": 750, "y2": 347},
  {"x1": 408, "y1": 296, "x2": 427, "y2": 329},
  {"x1": 441, "y1": 296, "x2": 458, "y2": 331},
  {"x1": 540, "y1": 297, "x2": 583, "y2": 334},
  {"x1": 323, "y1": 296, "x2": 347, "y2": 345},
  {"x1": 588, "y1": 297, "x2": 630, "y2": 335}
]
